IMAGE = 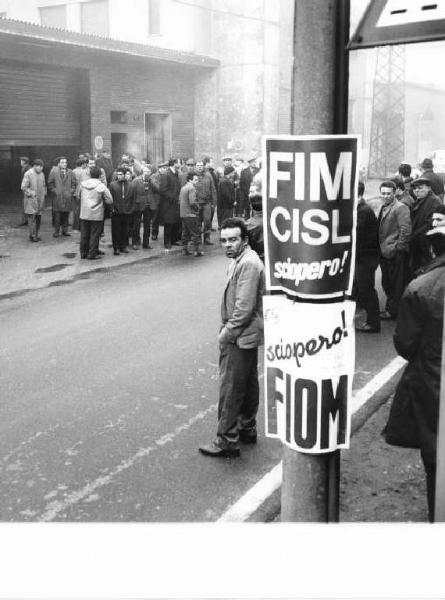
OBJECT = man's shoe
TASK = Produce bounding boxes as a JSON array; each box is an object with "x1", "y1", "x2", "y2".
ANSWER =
[
  {"x1": 182, "y1": 249, "x2": 192, "y2": 256},
  {"x1": 121, "y1": 248, "x2": 129, "y2": 253},
  {"x1": 132, "y1": 244, "x2": 140, "y2": 250},
  {"x1": 199, "y1": 441, "x2": 240, "y2": 458},
  {"x1": 239, "y1": 430, "x2": 258, "y2": 444},
  {"x1": 87, "y1": 255, "x2": 102, "y2": 260},
  {"x1": 113, "y1": 249, "x2": 120, "y2": 255},
  {"x1": 53, "y1": 233, "x2": 59, "y2": 238},
  {"x1": 142, "y1": 244, "x2": 152, "y2": 249},
  {"x1": 194, "y1": 251, "x2": 204, "y2": 257},
  {"x1": 80, "y1": 254, "x2": 87, "y2": 259},
  {"x1": 97, "y1": 250, "x2": 105, "y2": 255},
  {"x1": 152, "y1": 235, "x2": 158, "y2": 241},
  {"x1": 62, "y1": 232, "x2": 71, "y2": 237},
  {"x1": 380, "y1": 311, "x2": 395, "y2": 320},
  {"x1": 356, "y1": 324, "x2": 380, "y2": 333}
]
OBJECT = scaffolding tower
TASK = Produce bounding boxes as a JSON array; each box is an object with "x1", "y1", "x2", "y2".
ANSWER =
[{"x1": 368, "y1": 45, "x2": 406, "y2": 178}]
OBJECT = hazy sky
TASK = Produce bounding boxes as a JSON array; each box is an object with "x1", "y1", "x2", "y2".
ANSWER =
[{"x1": 351, "y1": 0, "x2": 445, "y2": 89}]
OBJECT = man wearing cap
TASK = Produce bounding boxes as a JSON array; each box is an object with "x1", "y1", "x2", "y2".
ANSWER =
[
  {"x1": 217, "y1": 156, "x2": 237, "y2": 227},
  {"x1": 179, "y1": 158, "x2": 195, "y2": 188},
  {"x1": 377, "y1": 180, "x2": 411, "y2": 320},
  {"x1": 18, "y1": 156, "x2": 31, "y2": 226},
  {"x1": 159, "y1": 158, "x2": 182, "y2": 249},
  {"x1": 384, "y1": 216, "x2": 445, "y2": 521},
  {"x1": 410, "y1": 177, "x2": 442, "y2": 277},
  {"x1": 194, "y1": 159, "x2": 217, "y2": 245},
  {"x1": 238, "y1": 156, "x2": 259, "y2": 219},
  {"x1": 418, "y1": 158, "x2": 444, "y2": 199}
]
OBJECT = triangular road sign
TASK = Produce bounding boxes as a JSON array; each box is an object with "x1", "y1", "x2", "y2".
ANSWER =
[{"x1": 349, "y1": 0, "x2": 445, "y2": 49}]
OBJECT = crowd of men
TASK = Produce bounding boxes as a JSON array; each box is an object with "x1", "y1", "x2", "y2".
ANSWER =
[
  {"x1": 19, "y1": 151, "x2": 262, "y2": 260},
  {"x1": 354, "y1": 156, "x2": 444, "y2": 334}
]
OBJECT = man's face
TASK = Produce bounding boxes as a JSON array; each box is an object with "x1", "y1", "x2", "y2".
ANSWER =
[
  {"x1": 159, "y1": 166, "x2": 168, "y2": 175},
  {"x1": 124, "y1": 171, "x2": 132, "y2": 182},
  {"x1": 191, "y1": 175, "x2": 199, "y2": 187},
  {"x1": 394, "y1": 187, "x2": 403, "y2": 198},
  {"x1": 220, "y1": 226, "x2": 246, "y2": 259},
  {"x1": 88, "y1": 160, "x2": 96, "y2": 169},
  {"x1": 196, "y1": 161, "x2": 204, "y2": 174},
  {"x1": 380, "y1": 186, "x2": 394, "y2": 205},
  {"x1": 248, "y1": 160, "x2": 257, "y2": 169},
  {"x1": 59, "y1": 159, "x2": 67, "y2": 170},
  {"x1": 34, "y1": 165, "x2": 43, "y2": 174},
  {"x1": 223, "y1": 159, "x2": 232, "y2": 169},
  {"x1": 116, "y1": 171, "x2": 125, "y2": 181},
  {"x1": 20, "y1": 159, "x2": 27, "y2": 167},
  {"x1": 186, "y1": 160, "x2": 195, "y2": 172},
  {"x1": 413, "y1": 184, "x2": 430, "y2": 200}
]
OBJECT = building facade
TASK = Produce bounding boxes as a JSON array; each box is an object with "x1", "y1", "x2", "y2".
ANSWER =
[{"x1": 0, "y1": 0, "x2": 294, "y2": 193}]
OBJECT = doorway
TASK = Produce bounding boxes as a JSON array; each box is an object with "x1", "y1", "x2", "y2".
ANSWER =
[
  {"x1": 144, "y1": 113, "x2": 171, "y2": 166},
  {"x1": 111, "y1": 133, "x2": 128, "y2": 168}
]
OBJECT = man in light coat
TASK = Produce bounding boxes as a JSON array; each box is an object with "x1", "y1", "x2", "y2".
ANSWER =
[
  {"x1": 79, "y1": 166, "x2": 113, "y2": 260},
  {"x1": 199, "y1": 217, "x2": 265, "y2": 458},
  {"x1": 21, "y1": 159, "x2": 46, "y2": 242},
  {"x1": 378, "y1": 180, "x2": 411, "y2": 320},
  {"x1": 48, "y1": 156, "x2": 76, "y2": 237}
]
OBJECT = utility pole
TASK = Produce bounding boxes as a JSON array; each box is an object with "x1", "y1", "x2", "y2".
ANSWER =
[{"x1": 282, "y1": 0, "x2": 350, "y2": 522}]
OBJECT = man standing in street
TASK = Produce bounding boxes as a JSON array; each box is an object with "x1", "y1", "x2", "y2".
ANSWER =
[
  {"x1": 410, "y1": 177, "x2": 442, "y2": 278},
  {"x1": 384, "y1": 218, "x2": 445, "y2": 521},
  {"x1": 354, "y1": 182, "x2": 381, "y2": 333},
  {"x1": 79, "y1": 166, "x2": 113, "y2": 260},
  {"x1": 418, "y1": 157, "x2": 444, "y2": 200},
  {"x1": 159, "y1": 158, "x2": 181, "y2": 249},
  {"x1": 238, "y1": 155, "x2": 259, "y2": 219},
  {"x1": 18, "y1": 156, "x2": 30, "y2": 226},
  {"x1": 199, "y1": 217, "x2": 265, "y2": 458},
  {"x1": 48, "y1": 156, "x2": 76, "y2": 238},
  {"x1": 195, "y1": 159, "x2": 217, "y2": 246},
  {"x1": 109, "y1": 166, "x2": 132, "y2": 255},
  {"x1": 21, "y1": 159, "x2": 46, "y2": 243},
  {"x1": 179, "y1": 172, "x2": 202, "y2": 257},
  {"x1": 378, "y1": 180, "x2": 411, "y2": 320}
]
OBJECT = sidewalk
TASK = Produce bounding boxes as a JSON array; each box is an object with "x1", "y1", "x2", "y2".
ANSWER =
[{"x1": 0, "y1": 203, "x2": 189, "y2": 299}]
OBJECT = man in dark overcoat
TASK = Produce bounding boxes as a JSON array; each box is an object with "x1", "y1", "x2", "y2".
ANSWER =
[
  {"x1": 409, "y1": 177, "x2": 442, "y2": 278},
  {"x1": 47, "y1": 156, "x2": 76, "y2": 237},
  {"x1": 159, "y1": 158, "x2": 181, "y2": 249},
  {"x1": 418, "y1": 157, "x2": 444, "y2": 199},
  {"x1": 237, "y1": 156, "x2": 259, "y2": 219},
  {"x1": 384, "y1": 221, "x2": 445, "y2": 521}
]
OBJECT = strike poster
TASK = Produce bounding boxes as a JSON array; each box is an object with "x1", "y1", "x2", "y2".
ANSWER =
[
  {"x1": 263, "y1": 135, "x2": 359, "y2": 299},
  {"x1": 264, "y1": 297, "x2": 355, "y2": 454}
]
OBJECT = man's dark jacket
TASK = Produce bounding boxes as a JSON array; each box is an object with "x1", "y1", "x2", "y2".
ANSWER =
[
  {"x1": 420, "y1": 169, "x2": 444, "y2": 198},
  {"x1": 356, "y1": 198, "x2": 379, "y2": 266},
  {"x1": 159, "y1": 169, "x2": 180, "y2": 224},
  {"x1": 384, "y1": 255, "x2": 445, "y2": 463},
  {"x1": 410, "y1": 190, "x2": 442, "y2": 273}
]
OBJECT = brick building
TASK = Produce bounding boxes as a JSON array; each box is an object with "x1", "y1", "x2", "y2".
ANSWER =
[{"x1": 0, "y1": 0, "x2": 294, "y2": 194}]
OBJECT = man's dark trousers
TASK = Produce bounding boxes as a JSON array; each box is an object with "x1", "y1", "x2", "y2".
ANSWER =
[
  {"x1": 111, "y1": 213, "x2": 129, "y2": 250},
  {"x1": 80, "y1": 219, "x2": 102, "y2": 258},
  {"x1": 142, "y1": 206, "x2": 154, "y2": 246},
  {"x1": 355, "y1": 256, "x2": 380, "y2": 330},
  {"x1": 380, "y1": 251, "x2": 408, "y2": 317},
  {"x1": 217, "y1": 343, "x2": 259, "y2": 445}
]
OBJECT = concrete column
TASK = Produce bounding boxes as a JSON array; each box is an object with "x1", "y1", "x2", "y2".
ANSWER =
[{"x1": 282, "y1": 0, "x2": 349, "y2": 523}]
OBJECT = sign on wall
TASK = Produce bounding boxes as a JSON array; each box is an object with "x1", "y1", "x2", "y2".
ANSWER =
[
  {"x1": 262, "y1": 135, "x2": 359, "y2": 299},
  {"x1": 264, "y1": 297, "x2": 356, "y2": 454}
]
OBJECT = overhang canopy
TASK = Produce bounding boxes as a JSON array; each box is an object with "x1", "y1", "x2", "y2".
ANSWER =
[{"x1": 0, "y1": 16, "x2": 219, "y2": 69}]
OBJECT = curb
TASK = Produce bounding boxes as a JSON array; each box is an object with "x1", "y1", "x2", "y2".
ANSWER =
[
  {"x1": 0, "y1": 243, "x2": 221, "y2": 302},
  {"x1": 245, "y1": 364, "x2": 404, "y2": 522}
]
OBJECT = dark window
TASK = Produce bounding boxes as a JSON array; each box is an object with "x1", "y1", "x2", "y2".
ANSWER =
[
  {"x1": 39, "y1": 5, "x2": 67, "y2": 28},
  {"x1": 111, "y1": 111, "x2": 128, "y2": 124},
  {"x1": 148, "y1": 0, "x2": 161, "y2": 35},
  {"x1": 81, "y1": 0, "x2": 109, "y2": 37}
]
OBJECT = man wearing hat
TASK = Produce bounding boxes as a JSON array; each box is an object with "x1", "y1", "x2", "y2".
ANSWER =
[
  {"x1": 384, "y1": 214, "x2": 445, "y2": 521},
  {"x1": 418, "y1": 157, "x2": 444, "y2": 199},
  {"x1": 238, "y1": 155, "x2": 259, "y2": 219},
  {"x1": 377, "y1": 180, "x2": 411, "y2": 320},
  {"x1": 409, "y1": 177, "x2": 442, "y2": 277}
]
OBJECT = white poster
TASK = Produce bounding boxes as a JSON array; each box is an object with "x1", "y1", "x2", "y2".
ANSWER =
[{"x1": 264, "y1": 296, "x2": 356, "y2": 454}]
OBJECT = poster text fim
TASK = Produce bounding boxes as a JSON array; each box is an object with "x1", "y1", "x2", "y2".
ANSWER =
[{"x1": 263, "y1": 136, "x2": 359, "y2": 299}]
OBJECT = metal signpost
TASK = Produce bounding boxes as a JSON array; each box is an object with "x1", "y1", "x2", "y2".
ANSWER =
[{"x1": 262, "y1": 134, "x2": 359, "y2": 521}]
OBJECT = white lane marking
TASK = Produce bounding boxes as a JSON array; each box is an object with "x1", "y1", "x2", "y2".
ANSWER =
[
  {"x1": 38, "y1": 404, "x2": 217, "y2": 522},
  {"x1": 217, "y1": 355, "x2": 407, "y2": 522}
]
